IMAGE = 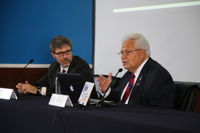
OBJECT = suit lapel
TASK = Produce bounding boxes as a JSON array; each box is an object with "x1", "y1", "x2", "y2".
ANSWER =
[
  {"x1": 118, "y1": 72, "x2": 132, "y2": 96},
  {"x1": 67, "y1": 56, "x2": 75, "y2": 73},
  {"x1": 130, "y1": 74, "x2": 143, "y2": 98},
  {"x1": 129, "y1": 57, "x2": 153, "y2": 99}
]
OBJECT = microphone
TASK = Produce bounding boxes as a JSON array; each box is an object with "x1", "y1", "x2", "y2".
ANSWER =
[
  {"x1": 96, "y1": 68, "x2": 123, "y2": 107},
  {"x1": 8, "y1": 59, "x2": 34, "y2": 88}
]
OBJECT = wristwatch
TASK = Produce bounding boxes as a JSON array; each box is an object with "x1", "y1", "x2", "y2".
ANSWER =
[{"x1": 37, "y1": 86, "x2": 41, "y2": 95}]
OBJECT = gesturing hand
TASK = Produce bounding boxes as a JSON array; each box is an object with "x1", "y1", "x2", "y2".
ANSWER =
[{"x1": 96, "y1": 73, "x2": 112, "y2": 94}]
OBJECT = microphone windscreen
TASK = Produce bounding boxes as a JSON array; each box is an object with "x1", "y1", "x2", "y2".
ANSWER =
[
  {"x1": 29, "y1": 59, "x2": 34, "y2": 63},
  {"x1": 118, "y1": 68, "x2": 123, "y2": 73}
]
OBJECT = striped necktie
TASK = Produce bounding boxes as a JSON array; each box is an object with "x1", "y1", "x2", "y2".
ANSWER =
[{"x1": 120, "y1": 73, "x2": 135, "y2": 104}]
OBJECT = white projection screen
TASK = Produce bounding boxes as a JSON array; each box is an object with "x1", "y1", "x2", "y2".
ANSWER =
[{"x1": 94, "y1": 0, "x2": 200, "y2": 82}]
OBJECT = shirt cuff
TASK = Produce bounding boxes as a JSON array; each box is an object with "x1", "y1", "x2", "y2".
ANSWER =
[
  {"x1": 99, "y1": 87, "x2": 111, "y2": 98},
  {"x1": 41, "y1": 87, "x2": 47, "y2": 96}
]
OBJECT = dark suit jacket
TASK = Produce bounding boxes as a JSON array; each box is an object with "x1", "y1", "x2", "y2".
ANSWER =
[
  {"x1": 31, "y1": 56, "x2": 97, "y2": 98},
  {"x1": 107, "y1": 57, "x2": 175, "y2": 109}
]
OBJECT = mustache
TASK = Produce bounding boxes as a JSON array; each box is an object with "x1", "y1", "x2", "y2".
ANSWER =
[{"x1": 62, "y1": 58, "x2": 71, "y2": 62}]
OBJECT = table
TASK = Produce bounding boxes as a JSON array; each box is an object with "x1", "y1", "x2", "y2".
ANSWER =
[{"x1": 0, "y1": 94, "x2": 200, "y2": 133}]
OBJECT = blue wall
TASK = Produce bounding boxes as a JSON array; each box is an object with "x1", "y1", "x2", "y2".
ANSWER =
[{"x1": 0, "y1": 0, "x2": 93, "y2": 64}]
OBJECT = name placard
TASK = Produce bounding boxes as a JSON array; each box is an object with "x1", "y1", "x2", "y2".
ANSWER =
[
  {"x1": 0, "y1": 88, "x2": 18, "y2": 100},
  {"x1": 49, "y1": 94, "x2": 73, "y2": 107},
  {"x1": 78, "y1": 82, "x2": 94, "y2": 106}
]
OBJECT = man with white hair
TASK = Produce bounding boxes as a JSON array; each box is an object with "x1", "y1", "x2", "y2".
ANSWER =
[{"x1": 96, "y1": 33, "x2": 175, "y2": 109}]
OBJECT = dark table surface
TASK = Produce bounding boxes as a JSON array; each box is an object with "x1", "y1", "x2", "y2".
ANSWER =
[{"x1": 1, "y1": 93, "x2": 200, "y2": 133}]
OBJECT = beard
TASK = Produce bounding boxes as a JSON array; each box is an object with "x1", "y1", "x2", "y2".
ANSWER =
[{"x1": 60, "y1": 57, "x2": 72, "y2": 68}]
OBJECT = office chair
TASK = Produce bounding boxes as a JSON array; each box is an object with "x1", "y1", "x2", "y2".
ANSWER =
[{"x1": 174, "y1": 81, "x2": 200, "y2": 112}]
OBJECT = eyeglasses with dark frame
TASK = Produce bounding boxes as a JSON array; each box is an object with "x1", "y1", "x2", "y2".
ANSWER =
[
  {"x1": 118, "y1": 49, "x2": 141, "y2": 57},
  {"x1": 54, "y1": 50, "x2": 72, "y2": 57}
]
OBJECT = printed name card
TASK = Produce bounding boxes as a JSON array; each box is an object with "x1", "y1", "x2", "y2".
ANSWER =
[
  {"x1": 0, "y1": 88, "x2": 18, "y2": 100},
  {"x1": 49, "y1": 94, "x2": 73, "y2": 107},
  {"x1": 78, "y1": 82, "x2": 94, "y2": 106}
]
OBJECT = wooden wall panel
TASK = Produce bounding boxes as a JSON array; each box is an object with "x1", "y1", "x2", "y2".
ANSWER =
[{"x1": 0, "y1": 68, "x2": 48, "y2": 90}]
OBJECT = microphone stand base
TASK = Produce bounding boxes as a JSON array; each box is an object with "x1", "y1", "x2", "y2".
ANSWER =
[{"x1": 96, "y1": 101, "x2": 117, "y2": 108}]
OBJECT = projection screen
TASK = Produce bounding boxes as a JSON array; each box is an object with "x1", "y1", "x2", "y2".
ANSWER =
[{"x1": 94, "y1": 0, "x2": 200, "y2": 82}]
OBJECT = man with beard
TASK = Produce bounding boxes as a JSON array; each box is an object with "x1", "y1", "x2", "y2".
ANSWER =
[{"x1": 16, "y1": 35, "x2": 97, "y2": 99}]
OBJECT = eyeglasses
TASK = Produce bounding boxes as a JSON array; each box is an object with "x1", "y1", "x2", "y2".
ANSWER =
[
  {"x1": 118, "y1": 49, "x2": 141, "y2": 57},
  {"x1": 54, "y1": 50, "x2": 72, "y2": 57}
]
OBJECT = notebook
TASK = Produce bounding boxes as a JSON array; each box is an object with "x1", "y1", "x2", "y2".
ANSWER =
[{"x1": 57, "y1": 73, "x2": 84, "y2": 103}]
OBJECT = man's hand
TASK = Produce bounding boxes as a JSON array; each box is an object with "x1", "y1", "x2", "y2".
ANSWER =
[
  {"x1": 16, "y1": 81, "x2": 37, "y2": 94},
  {"x1": 96, "y1": 73, "x2": 112, "y2": 94}
]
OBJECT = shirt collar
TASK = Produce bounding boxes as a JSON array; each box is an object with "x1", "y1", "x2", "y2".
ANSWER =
[
  {"x1": 60, "y1": 65, "x2": 69, "y2": 73},
  {"x1": 134, "y1": 57, "x2": 149, "y2": 78}
]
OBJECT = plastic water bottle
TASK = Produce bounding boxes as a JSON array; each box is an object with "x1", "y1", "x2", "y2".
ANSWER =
[{"x1": 55, "y1": 77, "x2": 61, "y2": 94}]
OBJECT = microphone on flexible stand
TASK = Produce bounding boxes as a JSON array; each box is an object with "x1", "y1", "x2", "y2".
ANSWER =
[
  {"x1": 8, "y1": 59, "x2": 34, "y2": 88},
  {"x1": 96, "y1": 68, "x2": 123, "y2": 107}
]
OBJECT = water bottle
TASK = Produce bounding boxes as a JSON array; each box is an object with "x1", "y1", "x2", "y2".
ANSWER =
[{"x1": 55, "y1": 77, "x2": 61, "y2": 94}]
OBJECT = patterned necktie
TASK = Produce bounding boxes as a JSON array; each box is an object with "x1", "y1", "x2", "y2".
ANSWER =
[
  {"x1": 62, "y1": 69, "x2": 66, "y2": 73},
  {"x1": 120, "y1": 73, "x2": 135, "y2": 103}
]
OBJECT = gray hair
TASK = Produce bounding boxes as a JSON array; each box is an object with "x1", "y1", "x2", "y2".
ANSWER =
[
  {"x1": 122, "y1": 33, "x2": 151, "y2": 56},
  {"x1": 50, "y1": 35, "x2": 73, "y2": 52}
]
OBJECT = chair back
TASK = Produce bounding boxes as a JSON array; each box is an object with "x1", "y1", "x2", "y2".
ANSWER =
[{"x1": 174, "y1": 81, "x2": 200, "y2": 112}]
